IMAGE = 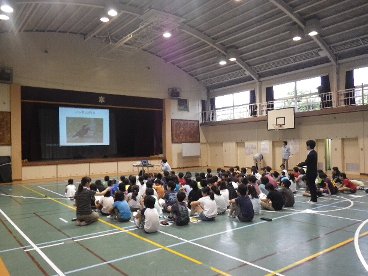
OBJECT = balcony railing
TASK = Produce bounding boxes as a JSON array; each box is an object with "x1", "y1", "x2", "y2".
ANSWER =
[{"x1": 201, "y1": 84, "x2": 368, "y2": 123}]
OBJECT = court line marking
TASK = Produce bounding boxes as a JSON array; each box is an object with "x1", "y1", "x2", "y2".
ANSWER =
[
  {"x1": 311, "y1": 212, "x2": 363, "y2": 222},
  {"x1": 0, "y1": 193, "x2": 65, "y2": 200},
  {"x1": 23, "y1": 185, "x2": 357, "y2": 275},
  {"x1": 38, "y1": 186, "x2": 66, "y2": 198},
  {"x1": 0, "y1": 228, "x2": 136, "y2": 254},
  {"x1": 22, "y1": 185, "x2": 230, "y2": 275},
  {"x1": 264, "y1": 231, "x2": 368, "y2": 276},
  {"x1": 160, "y1": 230, "x2": 284, "y2": 276},
  {"x1": 24, "y1": 242, "x2": 65, "y2": 252},
  {"x1": 0, "y1": 257, "x2": 10, "y2": 276},
  {"x1": 354, "y1": 219, "x2": 368, "y2": 271},
  {"x1": 0, "y1": 209, "x2": 65, "y2": 276},
  {"x1": 53, "y1": 197, "x2": 357, "y2": 275},
  {"x1": 59, "y1": 218, "x2": 68, "y2": 223}
]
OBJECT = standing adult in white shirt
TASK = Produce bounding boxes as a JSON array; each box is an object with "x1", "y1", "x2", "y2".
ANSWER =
[
  {"x1": 281, "y1": 141, "x2": 291, "y2": 170},
  {"x1": 161, "y1": 158, "x2": 171, "y2": 173}
]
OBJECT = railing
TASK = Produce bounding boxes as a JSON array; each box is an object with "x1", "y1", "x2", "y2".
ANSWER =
[
  {"x1": 337, "y1": 84, "x2": 368, "y2": 107},
  {"x1": 201, "y1": 84, "x2": 368, "y2": 123}
]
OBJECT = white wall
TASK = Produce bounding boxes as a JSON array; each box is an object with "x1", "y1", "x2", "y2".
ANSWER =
[
  {"x1": 0, "y1": 33, "x2": 206, "y2": 101},
  {"x1": 201, "y1": 109, "x2": 368, "y2": 174}
]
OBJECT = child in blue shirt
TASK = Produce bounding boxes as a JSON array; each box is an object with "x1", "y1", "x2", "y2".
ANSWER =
[{"x1": 111, "y1": 191, "x2": 131, "y2": 222}]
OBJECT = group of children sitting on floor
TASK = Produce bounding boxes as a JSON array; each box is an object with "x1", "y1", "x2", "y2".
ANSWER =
[{"x1": 66, "y1": 165, "x2": 365, "y2": 231}]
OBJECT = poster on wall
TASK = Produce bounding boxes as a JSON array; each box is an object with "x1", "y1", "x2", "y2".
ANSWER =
[
  {"x1": 0, "y1": 112, "x2": 11, "y2": 145},
  {"x1": 171, "y1": 119, "x2": 200, "y2": 143},
  {"x1": 245, "y1": 143, "x2": 257, "y2": 155},
  {"x1": 260, "y1": 140, "x2": 269, "y2": 154}
]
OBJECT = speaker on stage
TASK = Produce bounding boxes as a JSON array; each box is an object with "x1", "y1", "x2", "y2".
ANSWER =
[{"x1": 0, "y1": 156, "x2": 12, "y2": 183}]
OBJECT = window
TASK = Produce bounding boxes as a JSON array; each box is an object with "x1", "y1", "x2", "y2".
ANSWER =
[
  {"x1": 354, "y1": 67, "x2": 368, "y2": 105},
  {"x1": 354, "y1": 67, "x2": 368, "y2": 86},
  {"x1": 273, "y1": 77, "x2": 321, "y2": 112},
  {"x1": 214, "y1": 91, "x2": 250, "y2": 121}
]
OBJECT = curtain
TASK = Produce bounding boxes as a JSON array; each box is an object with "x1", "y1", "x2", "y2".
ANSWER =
[
  {"x1": 320, "y1": 75, "x2": 332, "y2": 108},
  {"x1": 344, "y1": 70, "x2": 355, "y2": 105},
  {"x1": 201, "y1": 100, "x2": 206, "y2": 122},
  {"x1": 249, "y1": 89, "x2": 257, "y2": 117},
  {"x1": 209, "y1": 98, "x2": 215, "y2": 121},
  {"x1": 266, "y1": 86, "x2": 274, "y2": 111}
]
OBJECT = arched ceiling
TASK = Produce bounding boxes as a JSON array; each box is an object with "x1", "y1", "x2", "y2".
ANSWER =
[{"x1": 1, "y1": 0, "x2": 367, "y2": 89}]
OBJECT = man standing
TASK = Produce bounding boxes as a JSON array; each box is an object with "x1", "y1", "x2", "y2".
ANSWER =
[
  {"x1": 281, "y1": 141, "x2": 291, "y2": 170},
  {"x1": 297, "y1": 140, "x2": 318, "y2": 203},
  {"x1": 161, "y1": 158, "x2": 171, "y2": 173}
]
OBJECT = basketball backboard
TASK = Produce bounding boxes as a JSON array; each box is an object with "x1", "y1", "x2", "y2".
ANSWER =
[{"x1": 267, "y1": 107, "x2": 295, "y2": 130}]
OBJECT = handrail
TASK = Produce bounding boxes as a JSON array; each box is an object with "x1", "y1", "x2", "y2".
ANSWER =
[{"x1": 202, "y1": 84, "x2": 368, "y2": 123}]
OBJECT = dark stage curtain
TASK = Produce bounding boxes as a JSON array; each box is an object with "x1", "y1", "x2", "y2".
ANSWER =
[
  {"x1": 345, "y1": 70, "x2": 355, "y2": 105},
  {"x1": 249, "y1": 89, "x2": 257, "y2": 117},
  {"x1": 201, "y1": 100, "x2": 206, "y2": 122},
  {"x1": 266, "y1": 86, "x2": 274, "y2": 111},
  {"x1": 210, "y1": 98, "x2": 215, "y2": 121},
  {"x1": 319, "y1": 75, "x2": 332, "y2": 108}
]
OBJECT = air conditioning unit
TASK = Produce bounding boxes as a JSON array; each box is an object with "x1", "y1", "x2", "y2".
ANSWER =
[
  {"x1": 168, "y1": 87, "x2": 181, "y2": 98},
  {"x1": 0, "y1": 67, "x2": 13, "y2": 84}
]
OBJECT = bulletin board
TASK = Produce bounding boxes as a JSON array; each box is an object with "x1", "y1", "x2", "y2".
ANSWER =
[
  {"x1": 0, "y1": 112, "x2": 10, "y2": 145},
  {"x1": 171, "y1": 119, "x2": 200, "y2": 143}
]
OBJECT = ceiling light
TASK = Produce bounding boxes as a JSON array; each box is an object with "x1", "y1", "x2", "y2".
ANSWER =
[
  {"x1": 0, "y1": 14, "x2": 9, "y2": 20},
  {"x1": 227, "y1": 47, "x2": 239, "y2": 62},
  {"x1": 163, "y1": 31, "x2": 172, "y2": 38},
  {"x1": 305, "y1": 18, "x2": 320, "y2": 37},
  {"x1": 218, "y1": 57, "x2": 227, "y2": 66},
  {"x1": 290, "y1": 25, "x2": 303, "y2": 41},
  {"x1": 100, "y1": 16, "x2": 109, "y2": 23},
  {"x1": 107, "y1": 8, "x2": 117, "y2": 17},
  {"x1": 0, "y1": 4, "x2": 13, "y2": 13}
]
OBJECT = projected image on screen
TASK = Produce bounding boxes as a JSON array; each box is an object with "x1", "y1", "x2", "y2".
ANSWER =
[
  {"x1": 59, "y1": 107, "x2": 109, "y2": 146},
  {"x1": 66, "y1": 117, "x2": 103, "y2": 143}
]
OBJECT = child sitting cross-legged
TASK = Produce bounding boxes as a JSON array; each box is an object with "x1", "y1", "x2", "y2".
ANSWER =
[
  {"x1": 134, "y1": 195, "x2": 160, "y2": 233},
  {"x1": 190, "y1": 187, "x2": 217, "y2": 221},
  {"x1": 96, "y1": 190, "x2": 114, "y2": 216},
  {"x1": 170, "y1": 191, "x2": 190, "y2": 226},
  {"x1": 229, "y1": 183, "x2": 254, "y2": 222},
  {"x1": 279, "y1": 179, "x2": 295, "y2": 207},
  {"x1": 110, "y1": 191, "x2": 131, "y2": 222},
  {"x1": 261, "y1": 183, "x2": 284, "y2": 211}
]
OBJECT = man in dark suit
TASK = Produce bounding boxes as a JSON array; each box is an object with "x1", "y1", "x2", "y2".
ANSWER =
[{"x1": 297, "y1": 140, "x2": 318, "y2": 203}]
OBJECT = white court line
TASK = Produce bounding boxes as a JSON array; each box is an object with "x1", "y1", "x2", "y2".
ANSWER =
[
  {"x1": 0, "y1": 193, "x2": 65, "y2": 200},
  {"x1": 354, "y1": 219, "x2": 368, "y2": 271},
  {"x1": 311, "y1": 212, "x2": 363, "y2": 222},
  {"x1": 24, "y1": 242, "x2": 65, "y2": 252},
  {"x1": 38, "y1": 186, "x2": 66, "y2": 197},
  {"x1": 59, "y1": 218, "x2": 68, "y2": 223},
  {"x1": 160, "y1": 230, "x2": 285, "y2": 276},
  {"x1": 59, "y1": 198, "x2": 350, "y2": 274},
  {"x1": 0, "y1": 209, "x2": 65, "y2": 276},
  {"x1": 0, "y1": 227, "x2": 135, "y2": 254}
]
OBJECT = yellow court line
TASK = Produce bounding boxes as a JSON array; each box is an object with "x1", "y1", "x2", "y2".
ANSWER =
[
  {"x1": 265, "y1": 231, "x2": 368, "y2": 276},
  {"x1": 0, "y1": 258, "x2": 10, "y2": 276},
  {"x1": 22, "y1": 186, "x2": 231, "y2": 273}
]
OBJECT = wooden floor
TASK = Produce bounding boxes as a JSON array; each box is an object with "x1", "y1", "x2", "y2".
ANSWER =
[{"x1": 1, "y1": 178, "x2": 368, "y2": 275}]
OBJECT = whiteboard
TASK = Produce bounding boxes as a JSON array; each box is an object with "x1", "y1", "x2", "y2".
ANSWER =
[{"x1": 182, "y1": 143, "x2": 200, "y2": 157}]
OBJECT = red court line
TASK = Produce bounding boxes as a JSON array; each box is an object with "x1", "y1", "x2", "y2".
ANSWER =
[
  {"x1": 0, "y1": 218, "x2": 48, "y2": 275},
  {"x1": 34, "y1": 213, "x2": 129, "y2": 276}
]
